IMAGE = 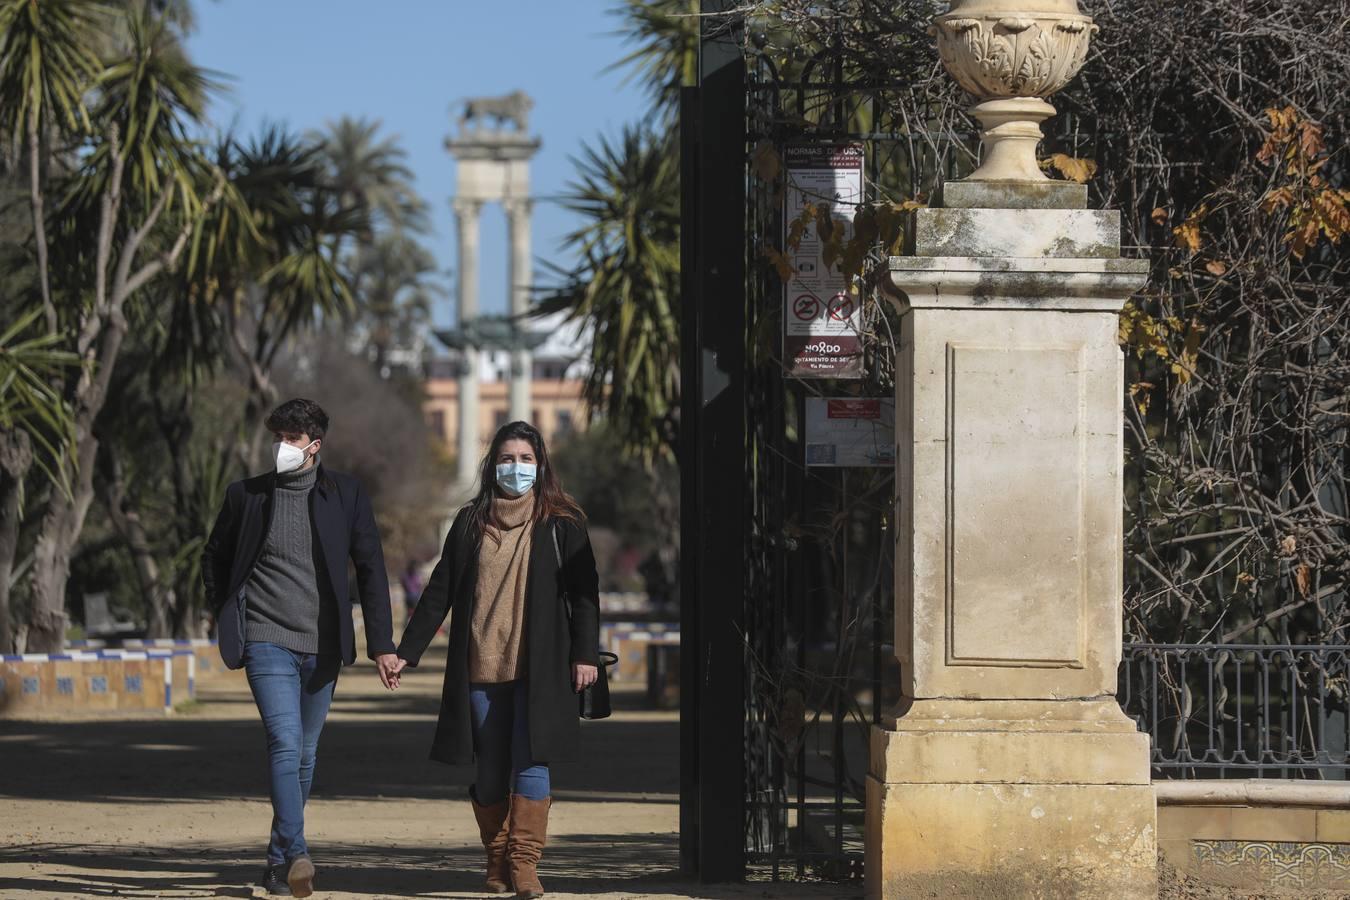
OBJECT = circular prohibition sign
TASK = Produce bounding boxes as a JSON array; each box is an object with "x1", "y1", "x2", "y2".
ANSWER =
[
  {"x1": 792, "y1": 294, "x2": 822, "y2": 321},
  {"x1": 827, "y1": 293, "x2": 855, "y2": 321}
]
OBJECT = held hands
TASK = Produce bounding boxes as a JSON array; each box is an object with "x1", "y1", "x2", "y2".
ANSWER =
[
  {"x1": 572, "y1": 662, "x2": 598, "y2": 694},
  {"x1": 375, "y1": 653, "x2": 407, "y2": 691}
]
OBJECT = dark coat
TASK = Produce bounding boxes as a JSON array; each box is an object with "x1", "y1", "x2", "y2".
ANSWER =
[
  {"x1": 397, "y1": 507, "x2": 600, "y2": 765},
  {"x1": 201, "y1": 464, "x2": 397, "y2": 669}
]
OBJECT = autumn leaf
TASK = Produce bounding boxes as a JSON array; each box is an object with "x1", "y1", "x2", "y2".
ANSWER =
[
  {"x1": 786, "y1": 204, "x2": 816, "y2": 250},
  {"x1": 1039, "y1": 153, "x2": 1098, "y2": 183},
  {"x1": 1205, "y1": 260, "x2": 1228, "y2": 277},
  {"x1": 1280, "y1": 534, "x2": 1297, "y2": 555},
  {"x1": 751, "y1": 140, "x2": 781, "y2": 183},
  {"x1": 1128, "y1": 381, "x2": 1155, "y2": 416},
  {"x1": 815, "y1": 204, "x2": 836, "y2": 242},
  {"x1": 1170, "y1": 318, "x2": 1205, "y2": 384},
  {"x1": 1295, "y1": 564, "x2": 1312, "y2": 598},
  {"x1": 760, "y1": 245, "x2": 794, "y2": 282},
  {"x1": 1118, "y1": 301, "x2": 1171, "y2": 363},
  {"x1": 1151, "y1": 207, "x2": 1169, "y2": 226},
  {"x1": 1173, "y1": 205, "x2": 1208, "y2": 254},
  {"x1": 821, "y1": 238, "x2": 840, "y2": 270},
  {"x1": 1262, "y1": 187, "x2": 1295, "y2": 215}
]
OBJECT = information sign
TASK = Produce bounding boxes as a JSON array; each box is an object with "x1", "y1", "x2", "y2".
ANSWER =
[
  {"x1": 782, "y1": 144, "x2": 865, "y2": 379},
  {"x1": 804, "y1": 398, "x2": 896, "y2": 467}
]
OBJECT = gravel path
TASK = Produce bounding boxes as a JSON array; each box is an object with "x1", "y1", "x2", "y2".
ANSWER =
[{"x1": 0, "y1": 643, "x2": 850, "y2": 899}]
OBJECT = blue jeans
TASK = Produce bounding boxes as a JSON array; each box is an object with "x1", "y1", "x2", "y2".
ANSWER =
[
  {"x1": 469, "y1": 680, "x2": 550, "y2": 804},
  {"x1": 243, "y1": 641, "x2": 340, "y2": 865}
]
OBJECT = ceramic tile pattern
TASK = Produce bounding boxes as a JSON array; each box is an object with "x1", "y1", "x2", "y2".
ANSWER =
[{"x1": 1194, "y1": 839, "x2": 1350, "y2": 890}]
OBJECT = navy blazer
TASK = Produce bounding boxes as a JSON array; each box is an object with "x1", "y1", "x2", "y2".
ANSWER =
[{"x1": 201, "y1": 464, "x2": 396, "y2": 669}]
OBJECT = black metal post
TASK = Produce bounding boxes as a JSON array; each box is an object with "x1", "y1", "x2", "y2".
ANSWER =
[
  {"x1": 678, "y1": 82, "x2": 701, "y2": 877},
  {"x1": 677, "y1": 0, "x2": 748, "y2": 882}
]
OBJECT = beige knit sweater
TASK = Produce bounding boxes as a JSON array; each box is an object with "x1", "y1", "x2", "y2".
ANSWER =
[{"x1": 468, "y1": 492, "x2": 535, "y2": 683}]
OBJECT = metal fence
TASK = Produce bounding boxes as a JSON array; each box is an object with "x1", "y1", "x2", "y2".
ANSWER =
[{"x1": 1119, "y1": 643, "x2": 1350, "y2": 779}]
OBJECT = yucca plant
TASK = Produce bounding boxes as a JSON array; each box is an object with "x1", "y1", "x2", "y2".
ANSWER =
[
  {"x1": 5, "y1": 0, "x2": 228, "y2": 652},
  {"x1": 539, "y1": 126, "x2": 681, "y2": 463},
  {"x1": 0, "y1": 0, "x2": 107, "y2": 332},
  {"x1": 0, "y1": 308, "x2": 78, "y2": 652}
]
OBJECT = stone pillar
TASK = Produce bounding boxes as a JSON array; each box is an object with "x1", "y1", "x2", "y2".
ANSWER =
[
  {"x1": 454, "y1": 198, "x2": 482, "y2": 491},
  {"x1": 506, "y1": 198, "x2": 533, "y2": 424},
  {"x1": 865, "y1": 3, "x2": 1157, "y2": 897}
]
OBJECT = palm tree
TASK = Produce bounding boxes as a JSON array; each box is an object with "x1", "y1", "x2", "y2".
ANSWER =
[
  {"x1": 606, "y1": 0, "x2": 699, "y2": 125},
  {"x1": 316, "y1": 116, "x2": 427, "y2": 237},
  {"x1": 314, "y1": 116, "x2": 436, "y2": 375},
  {"x1": 539, "y1": 127, "x2": 681, "y2": 463},
  {"x1": 12, "y1": 2, "x2": 226, "y2": 652},
  {"x1": 350, "y1": 232, "x2": 439, "y2": 375},
  {"x1": 196, "y1": 126, "x2": 363, "y2": 470},
  {"x1": 0, "y1": 0, "x2": 105, "y2": 333},
  {"x1": 0, "y1": 310, "x2": 77, "y2": 653}
]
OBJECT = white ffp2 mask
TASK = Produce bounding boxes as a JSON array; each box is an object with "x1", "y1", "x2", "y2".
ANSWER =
[{"x1": 273, "y1": 440, "x2": 316, "y2": 475}]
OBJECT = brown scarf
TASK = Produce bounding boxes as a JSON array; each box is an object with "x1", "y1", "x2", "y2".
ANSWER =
[{"x1": 468, "y1": 492, "x2": 536, "y2": 683}]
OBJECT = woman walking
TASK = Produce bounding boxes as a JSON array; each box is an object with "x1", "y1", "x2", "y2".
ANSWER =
[{"x1": 394, "y1": 421, "x2": 600, "y2": 899}]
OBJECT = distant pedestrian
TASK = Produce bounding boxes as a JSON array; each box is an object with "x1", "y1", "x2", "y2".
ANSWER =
[
  {"x1": 399, "y1": 559, "x2": 425, "y2": 622},
  {"x1": 390, "y1": 420, "x2": 600, "y2": 899},
  {"x1": 201, "y1": 398, "x2": 400, "y2": 898}
]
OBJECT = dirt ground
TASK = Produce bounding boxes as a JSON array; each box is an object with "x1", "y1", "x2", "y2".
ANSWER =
[
  {"x1": 2, "y1": 643, "x2": 1316, "y2": 900},
  {"x1": 0, "y1": 643, "x2": 849, "y2": 900}
]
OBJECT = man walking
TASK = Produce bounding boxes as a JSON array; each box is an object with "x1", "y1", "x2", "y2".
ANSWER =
[{"x1": 202, "y1": 399, "x2": 401, "y2": 897}]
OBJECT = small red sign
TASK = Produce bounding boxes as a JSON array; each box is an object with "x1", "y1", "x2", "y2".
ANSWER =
[{"x1": 827, "y1": 399, "x2": 881, "y2": 420}]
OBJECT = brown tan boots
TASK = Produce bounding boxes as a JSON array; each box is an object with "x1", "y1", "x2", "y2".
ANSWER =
[
  {"x1": 507, "y1": 794, "x2": 552, "y2": 899},
  {"x1": 470, "y1": 789, "x2": 512, "y2": 894}
]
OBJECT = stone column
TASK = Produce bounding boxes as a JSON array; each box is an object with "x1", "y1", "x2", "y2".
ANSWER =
[
  {"x1": 505, "y1": 198, "x2": 533, "y2": 424},
  {"x1": 454, "y1": 198, "x2": 482, "y2": 491},
  {"x1": 865, "y1": 3, "x2": 1157, "y2": 897}
]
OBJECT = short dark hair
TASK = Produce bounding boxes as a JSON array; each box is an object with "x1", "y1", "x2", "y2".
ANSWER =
[{"x1": 265, "y1": 398, "x2": 329, "y2": 440}]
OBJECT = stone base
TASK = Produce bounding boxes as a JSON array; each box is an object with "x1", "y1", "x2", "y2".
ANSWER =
[
  {"x1": 941, "y1": 179, "x2": 1087, "y2": 210},
  {"x1": 865, "y1": 779, "x2": 1157, "y2": 899},
  {"x1": 865, "y1": 713, "x2": 1156, "y2": 899},
  {"x1": 911, "y1": 207, "x2": 1120, "y2": 259}
]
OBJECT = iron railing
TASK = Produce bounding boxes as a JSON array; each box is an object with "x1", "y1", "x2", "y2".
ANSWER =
[{"x1": 1119, "y1": 643, "x2": 1350, "y2": 779}]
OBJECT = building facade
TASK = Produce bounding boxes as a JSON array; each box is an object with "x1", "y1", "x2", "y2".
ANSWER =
[{"x1": 423, "y1": 311, "x2": 591, "y2": 457}]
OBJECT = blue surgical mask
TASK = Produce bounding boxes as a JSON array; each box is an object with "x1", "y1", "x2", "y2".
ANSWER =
[{"x1": 495, "y1": 462, "x2": 537, "y2": 497}]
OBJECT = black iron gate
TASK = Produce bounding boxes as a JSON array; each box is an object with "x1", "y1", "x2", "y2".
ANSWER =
[
  {"x1": 679, "y1": 2, "x2": 1103, "y2": 882},
  {"x1": 680, "y1": 1, "x2": 968, "y2": 882}
]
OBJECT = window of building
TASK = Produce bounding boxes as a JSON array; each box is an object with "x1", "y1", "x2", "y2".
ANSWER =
[
  {"x1": 556, "y1": 409, "x2": 573, "y2": 435},
  {"x1": 427, "y1": 410, "x2": 445, "y2": 439}
]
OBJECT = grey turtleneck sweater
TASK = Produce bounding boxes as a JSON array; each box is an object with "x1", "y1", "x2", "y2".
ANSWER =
[{"x1": 244, "y1": 464, "x2": 339, "y2": 655}]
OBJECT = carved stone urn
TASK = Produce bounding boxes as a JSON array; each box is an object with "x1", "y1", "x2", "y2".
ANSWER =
[{"x1": 932, "y1": 0, "x2": 1097, "y2": 181}]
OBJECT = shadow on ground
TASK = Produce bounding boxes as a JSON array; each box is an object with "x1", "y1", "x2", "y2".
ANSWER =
[
  {"x1": 0, "y1": 837, "x2": 847, "y2": 899},
  {"x1": 0, "y1": 644, "x2": 678, "y2": 806}
]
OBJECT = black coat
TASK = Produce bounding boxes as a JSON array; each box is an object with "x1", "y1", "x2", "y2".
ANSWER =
[
  {"x1": 201, "y1": 464, "x2": 397, "y2": 669},
  {"x1": 397, "y1": 507, "x2": 600, "y2": 765}
]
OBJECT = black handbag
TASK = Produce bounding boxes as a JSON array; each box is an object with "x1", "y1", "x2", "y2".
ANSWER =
[{"x1": 552, "y1": 525, "x2": 617, "y2": 720}]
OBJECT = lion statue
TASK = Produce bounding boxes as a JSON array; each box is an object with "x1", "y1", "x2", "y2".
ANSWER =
[{"x1": 458, "y1": 91, "x2": 533, "y2": 133}]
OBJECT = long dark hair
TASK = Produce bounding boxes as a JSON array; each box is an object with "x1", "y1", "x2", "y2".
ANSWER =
[{"x1": 467, "y1": 421, "x2": 583, "y2": 542}]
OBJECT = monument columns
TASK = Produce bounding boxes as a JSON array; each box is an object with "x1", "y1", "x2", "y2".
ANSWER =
[
  {"x1": 865, "y1": 2, "x2": 1157, "y2": 897},
  {"x1": 445, "y1": 95, "x2": 541, "y2": 502},
  {"x1": 454, "y1": 198, "x2": 483, "y2": 491},
  {"x1": 506, "y1": 198, "x2": 533, "y2": 423}
]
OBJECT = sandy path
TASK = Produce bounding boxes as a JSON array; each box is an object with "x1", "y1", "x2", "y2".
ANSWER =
[{"x1": 0, "y1": 643, "x2": 850, "y2": 899}]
